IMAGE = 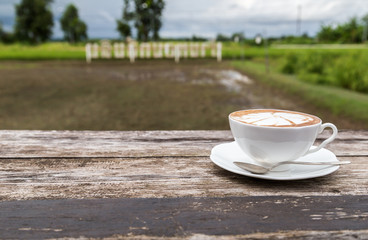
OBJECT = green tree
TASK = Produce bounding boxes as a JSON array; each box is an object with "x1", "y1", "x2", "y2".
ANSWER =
[
  {"x1": 216, "y1": 33, "x2": 231, "y2": 42},
  {"x1": 231, "y1": 32, "x2": 245, "y2": 42},
  {"x1": 317, "y1": 17, "x2": 364, "y2": 43},
  {"x1": 317, "y1": 24, "x2": 340, "y2": 42},
  {"x1": 116, "y1": 0, "x2": 132, "y2": 39},
  {"x1": 150, "y1": 0, "x2": 165, "y2": 40},
  {"x1": 134, "y1": 0, "x2": 151, "y2": 41},
  {"x1": 0, "y1": 23, "x2": 5, "y2": 41},
  {"x1": 60, "y1": 4, "x2": 88, "y2": 43},
  {"x1": 117, "y1": 21, "x2": 132, "y2": 39},
  {"x1": 338, "y1": 17, "x2": 362, "y2": 43},
  {"x1": 362, "y1": 14, "x2": 368, "y2": 42},
  {"x1": 14, "y1": 0, "x2": 54, "y2": 44},
  {"x1": 0, "y1": 22, "x2": 14, "y2": 43},
  {"x1": 117, "y1": 0, "x2": 165, "y2": 41}
]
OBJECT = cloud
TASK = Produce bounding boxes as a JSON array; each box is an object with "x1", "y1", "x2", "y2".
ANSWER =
[
  {"x1": 1, "y1": 0, "x2": 368, "y2": 38},
  {"x1": 98, "y1": 11, "x2": 115, "y2": 23},
  {"x1": 0, "y1": 0, "x2": 16, "y2": 31},
  {"x1": 161, "y1": 0, "x2": 368, "y2": 38}
]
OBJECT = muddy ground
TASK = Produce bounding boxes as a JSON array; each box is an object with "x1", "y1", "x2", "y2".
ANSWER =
[{"x1": 0, "y1": 60, "x2": 361, "y2": 130}]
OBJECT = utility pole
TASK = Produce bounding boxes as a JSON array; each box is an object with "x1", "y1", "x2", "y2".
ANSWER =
[
  {"x1": 241, "y1": 31, "x2": 245, "y2": 61},
  {"x1": 255, "y1": 33, "x2": 268, "y2": 73},
  {"x1": 296, "y1": 4, "x2": 302, "y2": 36},
  {"x1": 362, "y1": 14, "x2": 368, "y2": 43},
  {"x1": 264, "y1": 30, "x2": 269, "y2": 74}
]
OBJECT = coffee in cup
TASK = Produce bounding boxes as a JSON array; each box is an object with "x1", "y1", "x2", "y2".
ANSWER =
[{"x1": 229, "y1": 109, "x2": 338, "y2": 165}]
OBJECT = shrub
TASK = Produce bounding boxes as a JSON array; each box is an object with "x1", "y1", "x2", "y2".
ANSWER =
[
  {"x1": 298, "y1": 72, "x2": 329, "y2": 85},
  {"x1": 278, "y1": 51, "x2": 368, "y2": 92},
  {"x1": 333, "y1": 54, "x2": 368, "y2": 93},
  {"x1": 281, "y1": 54, "x2": 298, "y2": 74},
  {"x1": 300, "y1": 51, "x2": 326, "y2": 74}
]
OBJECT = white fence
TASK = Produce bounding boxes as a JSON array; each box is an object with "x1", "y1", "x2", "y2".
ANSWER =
[{"x1": 85, "y1": 40, "x2": 222, "y2": 63}]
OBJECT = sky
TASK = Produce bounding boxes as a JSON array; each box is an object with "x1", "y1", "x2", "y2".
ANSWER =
[{"x1": 1, "y1": 0, "x2": 368, "y2": 39}]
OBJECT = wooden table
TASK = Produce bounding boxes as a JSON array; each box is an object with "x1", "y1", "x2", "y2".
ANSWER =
[{"x1": 0, "y1": 130, "x2": 367, "y2": 239}]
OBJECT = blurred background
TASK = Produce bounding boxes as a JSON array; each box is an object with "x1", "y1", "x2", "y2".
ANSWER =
[{"x1": 0, "y1": 0, "x2": 367, "y2": 130}]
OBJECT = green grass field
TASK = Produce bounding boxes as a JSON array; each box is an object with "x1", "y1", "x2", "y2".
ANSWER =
[
  {"x1": 2, "y1": 42, "x2": 368, "y2": 60},
  {"x1": 0, "y1": 42, "x2": 85, "y2": 60}
]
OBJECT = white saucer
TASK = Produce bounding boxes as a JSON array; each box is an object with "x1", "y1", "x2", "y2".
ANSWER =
[{"x1": 210, "y1": 141, "x2": 340, "y2": 180}]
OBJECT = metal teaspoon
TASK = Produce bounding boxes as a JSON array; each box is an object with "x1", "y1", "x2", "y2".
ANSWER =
[{"x1": 233, "y1": 161, "x2": 351, "y2": 174}]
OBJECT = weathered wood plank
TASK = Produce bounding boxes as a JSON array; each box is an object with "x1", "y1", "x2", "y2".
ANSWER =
[
  {"x1": 0, "y1": 156, "x2": 366, "y2": 201},
  {"x1": 0, "y1": 130, "x2": 366, "y2": 158},
  {"x1": 0, "y1": 130, "x2": 366, "y2": 238},
  {"x1": 1, "y1": 196, "x2": 367, "y2": 239},
  {"x1": 96, "y1": 231, "x2": 368, "y2": 240}
]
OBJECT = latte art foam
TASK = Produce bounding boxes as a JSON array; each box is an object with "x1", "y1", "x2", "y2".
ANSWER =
[{"x1": 230, "y1": 109, "x2": 321, "y2": 127}]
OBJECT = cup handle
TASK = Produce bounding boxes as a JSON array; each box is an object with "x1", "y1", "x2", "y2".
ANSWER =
[{"x1": 305, "y1": 123, "x2": 338, "y2": 155}]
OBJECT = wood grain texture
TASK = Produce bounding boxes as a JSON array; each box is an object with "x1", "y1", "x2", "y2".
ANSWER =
[
  {"x1": 44, "y1": 231, "x2": 368, "y2": 240},
  {"x1": 0, "y1": 130, "x2": 367, "y2": 201},
  {"x1": 0, "y1": 156, "x2": 367, "y2": 201},
  {"x1": 0, "y1": 130, "x2": 367, "y2": 239},
  {"x1": 1, "y1": 196, "x2": 368, "y2": 239},
  {"x1": 0, "y1": 130, "x2": 366, "y2": 158}
]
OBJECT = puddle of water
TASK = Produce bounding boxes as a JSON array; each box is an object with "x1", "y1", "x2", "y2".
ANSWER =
[
  {"x1": 192, "y1": 78, "x2": 214, "y2": 85},
  {"x1": 219, "y1": 70, "x2": 253, "y2": 92},
  {"x1": 193, "y1": 69, "x2": 253, "y2": 92},
  {"x1": 220, "y1": 70, "x2": 253, "y2": 84},
  {"x1": 106, "y1": 68, "x2": 252, "y2": 91}
]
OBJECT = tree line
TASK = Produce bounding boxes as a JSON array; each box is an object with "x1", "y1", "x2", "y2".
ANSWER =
[
  {"x1": 0, "y1": 0, "x2": 165, "y2": 44},
  {"x1": 1, "y1": 0, "x2": 367, "y2": 45},
  {"x1": 317, "y1": 15, "x2": 368, "y2": 43},
  {"x1": 214, "y1": 15, "x2": 368, "y2": 44}
]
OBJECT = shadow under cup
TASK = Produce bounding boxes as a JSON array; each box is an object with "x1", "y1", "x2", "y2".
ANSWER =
[{"x1": 229, "y1": 109, "x2": 338, "y2": 168}]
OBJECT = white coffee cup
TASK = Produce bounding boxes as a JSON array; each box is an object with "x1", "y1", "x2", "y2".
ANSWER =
[{"x1": 229, "y1": 109, "x2": 338, "y2": 165}]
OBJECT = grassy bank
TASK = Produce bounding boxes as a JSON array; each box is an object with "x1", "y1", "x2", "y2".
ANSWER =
[
  {"x1": 1, "y1": 42, "x2": 368, "y2": 60},
  {"x1": 232, "y1": 60, "x2": 368, "y2": 129},
  {"x1": 0, "y1": 42, "x2": 85, "y2": 60},
  {"x1": 223, "y1": 42, "x2": 368, "y2": 59}
]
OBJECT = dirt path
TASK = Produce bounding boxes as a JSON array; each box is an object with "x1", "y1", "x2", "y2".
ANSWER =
[{"x1": 0, "y1": 60, "x2": 360, "y2": 130}]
